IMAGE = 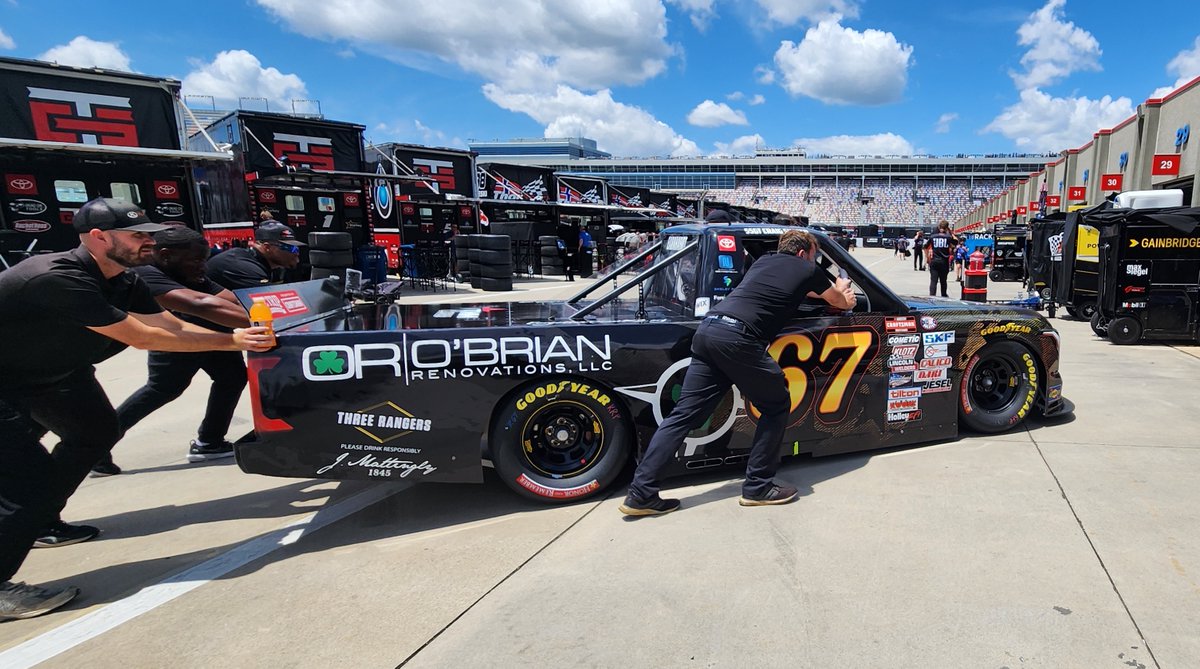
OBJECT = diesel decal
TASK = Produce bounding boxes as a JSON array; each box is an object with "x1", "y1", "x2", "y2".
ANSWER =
[
  {"x1": 980, "y1": 323, "x2": 1033, "y2": 336},
  {"x1": 923, "y1": 378, "x2": 952, "y2": 393}
]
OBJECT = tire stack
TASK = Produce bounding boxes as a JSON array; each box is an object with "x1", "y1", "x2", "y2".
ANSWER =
[
  {"x1": 452, "y1": 235, "x2": 470, "y2": 283},
  {"x1": 539, "y1": 235, "x2": 563, "y2": 276},
  {"x1": 307, "y1": 231, "x2": 354, "y2": 280},
  {"x1": 470, "y1": 234, "x2": 514, "y2": 291}
]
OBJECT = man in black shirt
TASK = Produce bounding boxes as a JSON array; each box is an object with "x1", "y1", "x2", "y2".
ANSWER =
[
  {"x1": 924, "y1": 220, "x2": 957, "y2": 297},
  {"x1": 621, "y1": 229, "x2": 856, "y2": 516},
  {"x1": 204, "y1": 221, "x2": 305, "y2": 288},
  {"x1": 93, "y1": 227, "x2": 253, "y2": 476},
  {"x1": 0, "y1": 198, "x2": 273, "y2": 621}
]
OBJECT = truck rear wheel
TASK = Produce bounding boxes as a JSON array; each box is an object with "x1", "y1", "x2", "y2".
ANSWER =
[
  {"x1": 959, "y1": 341, "x2": 1039, "y2": 433},
  {"x1": 491, "y1": 379, "x2": 631, "y2": 503}
]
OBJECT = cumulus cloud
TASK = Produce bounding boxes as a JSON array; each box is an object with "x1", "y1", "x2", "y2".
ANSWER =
[
  {"x1": 0, "y1": 27, "x2": 14, "y2": 50},
  {"x1": 983, "y1": 88, "x2": 1133, "y2": 153},
  {"x1": 181, "y1": 50, "x2": 308, "y2": 110},
  {"x1": 754, "y1": 64, "x2": 776, "y2": 84},
  {"x1": 753, "y1": 0, "x2": 858, "y2": 26},
  {"x1": 483, "y1": 84, "x2": 700, "y2": 157},
  {"x1": 1011, "y1": 0, "x2": 1101, "y2": 89},
  {"x1": 712, "y1": 134, "x2": 763, "y2": 156},
  {"x1": 792, "y1": 133, "x2": 915, "y2": 156},
  {"x1": 38, "y1": 36, "x2": 132, "y2": 71},
  {"x1": 257, "y1": 0, "x2": 672, "y2": 92},
  {"x1": 1151, "y1": 35, "x2": 1200, "y2": 98},
  {"x1": 748, "y1": 93, "x2": 766, "y2": 105},
  {"x1": 774, "y1": 18, "x2": 912, "y2": 105},
  {"x1": 934, "y1": 112, "x2": 958, "y2": 134},
  {"x1": 686, "y1": 99, "x2": 748, "y2": 127},
  {"x1": 726, "y1": 91, "x2": 744, "y2": 101},
  {"x1": 667, "y1": 0, "x2": 718, "y2": 30},
  {"x1": 374, "y1": 119, "x2": 465, "y2": 149}
]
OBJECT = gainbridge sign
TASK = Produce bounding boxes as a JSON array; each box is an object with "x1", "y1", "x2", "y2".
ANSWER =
[
  {"x1": 1126, "y1": 232, "x2": 1200, "y2": 258},
  {"x1": 0, "y1": 66, "x2": 180, "y2": 149}
]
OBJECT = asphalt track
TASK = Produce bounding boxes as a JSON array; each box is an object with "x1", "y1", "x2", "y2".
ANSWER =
[{"x1": 2, "y1": 246, "x2": 1198, "y2": 668}]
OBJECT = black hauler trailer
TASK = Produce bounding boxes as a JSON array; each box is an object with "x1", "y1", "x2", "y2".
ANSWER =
[
  {"x1": 1025, "y1": 213, "x2": 1066, "y2": 301},
  {"x1": 1051, "y1": 202, "x2": 1108, "y2": 320},
  {"x1": 1092, "y1": 206, "x2": 1200, "y2": 344},
  {"x1": 989, "y1": 224, "x2": 1028, "y2": 283},
  {"x1": 0, "y1": 56, "x2": 223, "y2": 266}
]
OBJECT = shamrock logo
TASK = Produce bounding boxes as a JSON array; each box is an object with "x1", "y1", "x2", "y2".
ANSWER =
[{"x1": 311, "y1": 350, "x2": 347, "y2": 375}]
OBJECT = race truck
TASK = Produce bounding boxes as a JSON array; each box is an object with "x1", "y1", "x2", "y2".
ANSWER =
[{"x1": 234, "y1": 223, "x2": 1069, "y2": 503}]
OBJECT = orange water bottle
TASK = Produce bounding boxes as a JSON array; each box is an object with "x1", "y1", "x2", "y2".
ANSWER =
[{"x1": 248, "y1": 298, "x2": 276, "y2": 347}]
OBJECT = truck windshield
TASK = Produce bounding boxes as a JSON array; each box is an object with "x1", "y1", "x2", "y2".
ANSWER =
[{"x1": 640, "y1": 235, "x2": 699, "y2": 316}]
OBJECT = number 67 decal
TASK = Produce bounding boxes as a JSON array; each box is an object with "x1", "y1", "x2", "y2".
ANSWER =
[{"x1": 749, "y1": 327, "x2": 877, "y2": 426}]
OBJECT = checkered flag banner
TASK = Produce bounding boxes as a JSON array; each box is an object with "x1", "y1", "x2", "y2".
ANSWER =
[
  {"x1": 522, "y1": 176, "x2": 547, "y2": 201},
  {"x1": 1048, "y1": 233, "x2": 1063, "y2": 259}
]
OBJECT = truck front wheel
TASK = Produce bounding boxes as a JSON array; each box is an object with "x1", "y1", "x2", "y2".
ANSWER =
[{"x1": 491, "y1": 379, "x2": 631, "y2": 503}]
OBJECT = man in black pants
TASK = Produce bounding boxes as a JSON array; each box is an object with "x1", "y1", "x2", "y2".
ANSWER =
[
  {"x1": 912, "y1": 231, "x2": 925, "y2": 271},
  {"x1": 620, "y1": 229, "x2": 857, "y2": 516},
  {"x1": 925, "y1": 220, "x2": 956, "y2": 298},
  {"x1": 92, "y1": 227, "x2": 253, "y2": 475},
  {"x1": 0, "y1": 198, "x2": 273, "y2": 621}
]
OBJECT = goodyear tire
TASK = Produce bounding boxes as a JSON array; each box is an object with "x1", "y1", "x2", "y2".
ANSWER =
[
  {"x1": 491, "y1": 379, "x2": 631, "y2": 503},
  {"x1": 1108, "y1": 316, "x2": 1142, "y2": 345},
  {"x1": 1089, "y1": 311, "x2": 1109, "y2": 338},
  {"x1": 959, "y1": 341, "x2": 1039, "y2": 433}
]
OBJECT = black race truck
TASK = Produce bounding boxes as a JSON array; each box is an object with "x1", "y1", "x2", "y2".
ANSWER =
[{"x1": 235, "y1": 224, "x2": 1068, "y2": 502}]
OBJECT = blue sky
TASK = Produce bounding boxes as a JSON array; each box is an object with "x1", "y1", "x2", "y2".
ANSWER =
[{"x1": 1, "y1": 1, "x2": 1197, "y2": 158}]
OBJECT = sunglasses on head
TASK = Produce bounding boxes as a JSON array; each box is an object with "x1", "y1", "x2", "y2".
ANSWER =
[{"x1": 275, "y1": 242, "x2": 300, "y2": 254}]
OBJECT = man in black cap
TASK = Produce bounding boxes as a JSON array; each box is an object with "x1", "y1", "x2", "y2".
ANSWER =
[
  {"x1": 0, "y1": 198, "x2": 274, "y2": 621},
  {"x1": 91, "y1": 227, "x2": 253, "y2": 476},
  {"x1": 205, "y1": 221, "x2": 305, "y2": 289},
  {"x1": 705, "y1": 208, "x2": 736, "y2": 224}
]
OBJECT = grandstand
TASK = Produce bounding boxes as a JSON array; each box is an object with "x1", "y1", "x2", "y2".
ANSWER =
[{"x1": 468, "y1": 145, "x2": 1056, "y2": 229}]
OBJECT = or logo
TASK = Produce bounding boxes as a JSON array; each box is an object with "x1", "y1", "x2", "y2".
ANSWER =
[
  {"x1": 6, "y1": 174, "x2": 37, "y2": 194},
  {"x1": 914, "y1": 367, "x2": 946, "y2": 382},
  {"x1": 717, "y1": 235, "x2": 736, "y2": 252},
  {"x1": 919, "y1": 356, "x2": 953, "y2": 369},
  {"x1": 272, "y1": 132, "x2": 334, "y2": 171},
  {"x1": 1082, "y1": 169, "x2": 1089, "y2": 184},
  {"x1": 924, "y1": 344, "x2": 948, "y2": 358},
  {"x1": 12, "y1": 219, "x2": 50, "y2": 233},
  {"x1": 8, "y1": 198, "x2": 47, "y2": 215},
  {"x1": 27, "y1": 87, "x2": 138, "y2": 146}
]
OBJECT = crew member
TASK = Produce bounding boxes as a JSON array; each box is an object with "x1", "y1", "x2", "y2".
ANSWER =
[
  {"x1": 0, "y1": 198, "x2": 273, "y2": 621},
  {"x1": 556, "y1": 220, "x2": 579, "y2": 282},
  {"x1": 205, "y1": 221, "x2": 305, "y2": 287},
  {"x1": 912, "y1": 231, "x2": 925, "y2": 271},
  {"x1": 925, "y1": 220, "x2": 957, "y2": 297},
  {"x1": 577, "y1": 225, "x2": 594, "y2": 277},
  {"x1": 92, "y1": 227, "x2": 254, "y2": 476},
  {"x1": 620, "y1": 229, "x2": 856, "y2": 516}
]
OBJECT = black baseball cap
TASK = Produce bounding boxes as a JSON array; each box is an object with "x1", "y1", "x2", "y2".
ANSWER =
[
  {"x1": 73, "y1": 198, "x2": 173, "y2": 233},
  {"x1": 254, "y1": 221, "x2": 306, "y2": 246},
  {"x1": 705, "y1": 209, "x2": 735, "y2": 223}
]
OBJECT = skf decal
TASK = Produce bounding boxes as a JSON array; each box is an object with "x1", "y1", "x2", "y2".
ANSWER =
[
  {"x1": 922, "y1": 331, "x2": 955, "y2": 345},
  {"x1": 980, "y1": 322, "x2": 1033, "y2": 336}
]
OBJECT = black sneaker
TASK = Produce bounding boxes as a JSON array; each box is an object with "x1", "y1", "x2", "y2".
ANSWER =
[
  {"x1": 187, "y1": 439, "x2": 236, "y2": 463},
  {"x1": 0, "y1": 581, "x2": 80, "y2": 621},
  {"x1": 90, "y1": 456, "x2": 121, "y2": 477},
  {"x1": 34, "y1": 521, "x2": 100, "y2": 548},
  {"x1": 618, "y1": 494, "x2": 681, "y2": 517},
  {"x1": 739, "y1": 484, "x2": 799, "y2": 507}
]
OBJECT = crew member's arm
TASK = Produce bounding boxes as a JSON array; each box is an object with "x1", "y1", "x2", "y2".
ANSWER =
[
  {"x1": 89, "y1": 314, "x2": 272, "y2": 352},
  {"x1": 818, "y1": 277, "x2": 856, "y2": 311},
  {"x1": 154, "y1": 287, "x2": 250, "y2": 329}
]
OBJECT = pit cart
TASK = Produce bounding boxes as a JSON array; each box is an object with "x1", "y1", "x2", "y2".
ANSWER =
[
  {"x1": 1051, "y1": 202, "x2": 1108, "y2": 320},
  {"x1": 1092, "y1": 205, "x2": 1200, "y2": 344},
  {"x1": 233, "y1": 223, "x2": 1068, "y2": 503},
  {"x1": 989, "y1": 225, "x2": 1028, "y2": 283},
  {"x1": 1025, "y1": 214, "x2": 1067, "y2": 302}
]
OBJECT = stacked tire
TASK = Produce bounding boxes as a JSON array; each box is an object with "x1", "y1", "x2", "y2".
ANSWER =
[
  {"x1": 453, "y1": 234, "x2": 470, "y2": 283},
  {"x1": 539, "y1": 235, "x2": 563, "y2": 276},
  {"x1": 470, "y1": 234, "x2": 513, "y2": 291},
  {"x1": 307, "y1": 231, "x2": 353, "y2": 280}
]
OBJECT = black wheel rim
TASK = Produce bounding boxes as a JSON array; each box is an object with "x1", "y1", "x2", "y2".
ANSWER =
[
  {"x1": 969, "y1": 356, "x2": 1022, "y2": 412},
  {"x1": 521, "y1": 402, "x2": 604, "y2": 477}
]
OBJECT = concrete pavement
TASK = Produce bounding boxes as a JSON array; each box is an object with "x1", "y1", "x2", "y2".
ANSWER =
[{"x1": 2, "y1": 246, "x2": 1196, "y2": 668}]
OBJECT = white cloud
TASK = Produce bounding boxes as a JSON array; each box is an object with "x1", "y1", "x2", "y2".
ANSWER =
[
  {"x1": 686, "y1": 99, "x2": 748, "y2": 127},
  {"x1": 38, "y1": 36, "x2": 132, "y2": 71},
  {"x1": 712, "y1": 133, "x2": 763, "y2": 156},
  {"x1": 934, "y1": 112, "x2": 958, "y2": 134},
  {"x1": 754, "y1": 64, "x2": 776, "y2": 84},
  {"x1": 1151, "y1": 35, "x2": 1200, "y2": 98},
  {"x1": 753, "y1": 0, "x2": 858, "y2": 26},
  {"x1": 726, "y1": 91, "x2": 744, "y2": 101},
  {"x1": 774, "y1": 18, "x2": 912, "y2": 105},
  {"x1": 374, "y1": 119, "x2": 465, "y2": 149},
  {"x1": 181, "y1": 50, "x2": 308, "y2": 110},
  {"x1": 748, "y1": 93, "x2": 766, "y2": 105},
  {"x1": 257, "y1": 0, "x2": 672, "y2": 92},
  {"x1": 1011, "y1": 0, "x2": 1101, "y2": 89},
  {"x1": 0, "y1": 27, "x2": 14, "y2": 50},
  {"x1": 482, "y1": 84, "x2": 700, "y2": 157},
  {"x1": 792, "y1": 132, "x2": 914, "y2": 156},
  {"x1": 667, "y1": 0, "x2": 718, "y2": 31},
  {"x1": 983, "y1": 88, "x2": 1133, "y2": 153}
]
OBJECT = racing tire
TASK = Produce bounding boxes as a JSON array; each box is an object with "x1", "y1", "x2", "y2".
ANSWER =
[
  {"x1": 474, "y1": 249, "x2": 511, "y2": 265},
  {"x1": 538, "y1": 235, "x2": 560, "y2": 245},
  {"x1": 453, "y1": 235, "x2": 469, "y2": 249},
  {"x1": 306, "y1": 232, "x2": 352, "y2": 251},
  {"x1": 490, "y1": 379, "x2": 632, "y2": 503},
  {"x1": 959, "y1": 340, "x2": 1040, "y2": 433},
  {"x1": 1079, "y1": 302, "x2": 1097, "y2": 319},
  {"x1": 468, "y1": 274, "x2": 482, "y2": 289},
  {"x1": 455, "y1": 259, "x2": 471, "y2": 273},
  {"x1": 1089, "y1": 312, "x2": 1109, "y2": 338},
  {"x1": 477, "y1": 264, "x2": 513, "y2": 279},
  {"x1": 308, "y1": 249, "x2": 353, "y2": 268},
  {"x1": 479, "y1": 276, "x2": 513, "y2": 291},
  {"x1": 474, "y1": 234, "x2": 510, "y2": 251},
  {"x1": 1107, "y1": 316, "x2": 1142, "y2": 345}
]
